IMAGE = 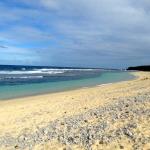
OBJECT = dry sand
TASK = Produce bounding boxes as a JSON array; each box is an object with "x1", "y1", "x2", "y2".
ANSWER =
[{"x1": 0, "y1": 71, "x2": 149, "y2": 150}]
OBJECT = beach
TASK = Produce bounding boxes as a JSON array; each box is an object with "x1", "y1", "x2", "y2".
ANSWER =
[{"x1": 0, "y1": 71, "x2": 149, "y2": 149}]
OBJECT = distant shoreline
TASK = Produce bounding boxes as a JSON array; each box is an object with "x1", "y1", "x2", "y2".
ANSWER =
[{"x1": 127, "y1": 65, "x2": 150, "y2": 71}]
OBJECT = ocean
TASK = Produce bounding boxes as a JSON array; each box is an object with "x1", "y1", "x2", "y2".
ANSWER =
[{"x1": 0, "y1": 65, "x2": 134, "y2": 100}]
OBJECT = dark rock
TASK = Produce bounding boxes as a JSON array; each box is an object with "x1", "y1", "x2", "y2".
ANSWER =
[
  {"x1": 123, "y1": 129, "x2": 134, "y2": 138},
  {"x1": 120, "y1": 145, "x2": 124, "y2": 149},
  {"x1": 14, "y1": 145, "x2": 19, "y2": 149}
]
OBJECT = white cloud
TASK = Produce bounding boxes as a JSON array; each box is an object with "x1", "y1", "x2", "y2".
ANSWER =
[
  {"x1": 40, "y1": 0, "x2": 60, "y2": 9},
  {"x1": 0, "y1": 26, "x2": 52, "y2": 43}
]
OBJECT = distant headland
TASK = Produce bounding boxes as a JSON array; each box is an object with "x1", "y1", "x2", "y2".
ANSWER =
[{"x1": 127, "y1": 65, "x2": 150, "y2": 71}]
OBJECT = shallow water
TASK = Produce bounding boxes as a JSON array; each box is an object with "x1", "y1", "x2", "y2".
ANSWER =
[{"x1": 0, "y1": 71, "x2": 134, "y2": 100}]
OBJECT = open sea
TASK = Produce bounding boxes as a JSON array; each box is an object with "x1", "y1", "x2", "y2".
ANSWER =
[{"x1": 0, "y1": 65, "x2": 135, "y2": 100}]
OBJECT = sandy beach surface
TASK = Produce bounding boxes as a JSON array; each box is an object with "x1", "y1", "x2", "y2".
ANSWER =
[{"x1": 0, "y1": 72, "x2": 150, "y2": 150}]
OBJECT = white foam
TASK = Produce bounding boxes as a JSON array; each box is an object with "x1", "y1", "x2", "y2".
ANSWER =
[
  {"x1": 0, "y1": 68, "x2": 98, "y2": 75},
  {"x1": 0, "y1": 70, "x2": 65, "y2": 75},
  {"x1": 0, "y1": 76, "x2": 44, "y2": 79}
]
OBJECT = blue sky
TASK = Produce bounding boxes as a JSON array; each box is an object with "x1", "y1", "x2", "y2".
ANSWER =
[{"x1": 0, "y1": 0, "x2": 150, "y2": 68}]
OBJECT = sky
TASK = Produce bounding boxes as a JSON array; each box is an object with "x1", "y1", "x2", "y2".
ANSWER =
[{"x1": 0, "y1": 0, "x2": 150, "y2": 68}]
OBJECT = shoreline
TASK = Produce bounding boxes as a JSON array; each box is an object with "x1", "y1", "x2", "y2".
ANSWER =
[
  {"x1": 0, "y1": 71, "x2": 149, "y2": 149},
  {"x1": 0, "y1": 71, "x2": 136, "y2": 101}
]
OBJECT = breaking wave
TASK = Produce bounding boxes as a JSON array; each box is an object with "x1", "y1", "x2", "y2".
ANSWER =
[{"x1": 0, "y1": 68, "x2": 95, "y2": 75}]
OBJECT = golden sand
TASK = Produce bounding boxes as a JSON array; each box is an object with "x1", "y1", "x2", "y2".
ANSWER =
[{"x1": 0, "y1": 71, "x2": 149, "y2": 149}]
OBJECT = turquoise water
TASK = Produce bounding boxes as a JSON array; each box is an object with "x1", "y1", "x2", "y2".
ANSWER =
[{"x1": 0, "y1": 71, "x2": 134, "y2": 100}]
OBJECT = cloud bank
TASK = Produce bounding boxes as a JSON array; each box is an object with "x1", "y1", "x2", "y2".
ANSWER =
[{"x1": 0, "y1": 0, "x2": 150, "y2": 68}]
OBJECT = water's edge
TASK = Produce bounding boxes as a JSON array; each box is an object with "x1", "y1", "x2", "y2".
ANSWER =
[{"x1": 0, "y1": 71, "x2": 135, "y2": 100}]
